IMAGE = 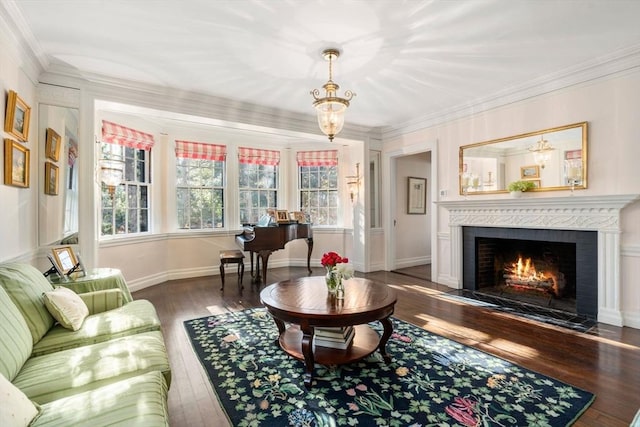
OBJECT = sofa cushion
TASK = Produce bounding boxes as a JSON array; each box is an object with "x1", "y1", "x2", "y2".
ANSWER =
[
  {"x1": 32, "y1": 299, "x2": 162, "y2": 357},
  {"x1": 0, "y1": 373, "x2": 41, "y2": 427},
  {"x1": 43, "y1": 287, "x2": 89, "y2": 331},
  {"x1": 14, "y1": 330, "x2": 171, "y2": 404},
  {"x1": 0, "y1": 263, "x2": 55, "y2": 344},
  {"x1": 0, "y1": 287, "x2": 33, "y2": 381},
  {"x1": 32, "y1": 371, "x2": 168, "y2": 427},
  {"x1": 78, "y1": 288, "x2": 124, "y2": 315}
]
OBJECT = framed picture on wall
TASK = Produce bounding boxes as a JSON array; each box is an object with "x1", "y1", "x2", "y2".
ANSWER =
[
  {"x1": 45, "y1": 128, "x2": 62, "y2": 161},
  {"x1": 4, "y1": 90, "x2": 31, "y2": 141},
  {"x1": 407, "y1": 176, "x2": 427, "y2": 214},
  {"x1": 45, "y1": 161, "x2": 59, "y2": 195},
  {"x1": 4, "y1": 139, "x2": 30, "y2": 188},
  {"x1": 520, "y1": 165, "x2": 540, "y2": 179}
]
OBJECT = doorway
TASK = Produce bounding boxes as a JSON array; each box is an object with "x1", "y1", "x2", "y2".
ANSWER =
[{"x1": 383, "y1": 141, "x2": 438, "y2": 282}]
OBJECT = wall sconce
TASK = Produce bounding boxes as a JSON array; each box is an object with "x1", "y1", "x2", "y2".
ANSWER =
[
  {"x1": 98, "y1": 158, "x2": 124, "y2": 197},
  {"x1": 346, "y1": 163, "x2": 361, "y2": 203}
]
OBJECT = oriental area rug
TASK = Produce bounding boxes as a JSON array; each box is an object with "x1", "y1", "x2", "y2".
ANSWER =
[{"x1": 184, "y1": 308, "x2": 594, "y2": 427}]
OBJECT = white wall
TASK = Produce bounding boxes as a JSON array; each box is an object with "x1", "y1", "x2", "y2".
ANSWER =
[
  {"x1": 0, "y1": 23, "x2": 38, "y2": 263},
  {"x1": 384, "y1": 71, "x2": 640, "y2": 328}
]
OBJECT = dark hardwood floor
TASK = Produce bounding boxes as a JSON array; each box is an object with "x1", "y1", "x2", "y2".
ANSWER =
[{"x1": 133, "y1": 266, "x2": 640, "y2": 427}]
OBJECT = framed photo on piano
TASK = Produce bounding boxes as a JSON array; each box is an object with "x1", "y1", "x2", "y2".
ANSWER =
[{"x1": 276, "y1": 210, "x2": 290, "y2": 223}]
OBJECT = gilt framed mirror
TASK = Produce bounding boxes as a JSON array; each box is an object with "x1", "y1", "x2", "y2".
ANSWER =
[{"x1": 459, "y1": 122, "x2": 587, "y2": 195}]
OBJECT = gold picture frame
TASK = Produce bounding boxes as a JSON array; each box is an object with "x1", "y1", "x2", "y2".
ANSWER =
[
  {"x1": 45, "y1": 161, "x2": 59, "y2": 195},
  {"x1": 51, "y1": 246, "x2": 79, "y2": 275},
  {"x1": 275, "y1": 210, "x2": 290, "y2": 223},
  {"x1": 4, "y1": 90, "x2": 31, "y2": 141},
  {"x1": 4, "y1": 139, "x2": 30, "y2": 188},
  {"x1": 520, "y1": 165, "x2": 540, "y2": 179},
  {"x1": 45, "y1": 128, "x2": 62, "y2": 161}
]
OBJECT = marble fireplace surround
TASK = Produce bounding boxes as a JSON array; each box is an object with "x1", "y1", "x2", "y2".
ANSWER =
[{"x1": 439, "y1": 195, "x2": 639, "y2": 326}]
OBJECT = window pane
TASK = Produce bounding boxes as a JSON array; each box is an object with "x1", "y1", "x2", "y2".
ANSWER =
[
  {"x1": 298, "y1": 164, "x2": 337, "y2": 226},
  {"x1": 175, "y1": 157, "x2": 225, "y2": 230}
]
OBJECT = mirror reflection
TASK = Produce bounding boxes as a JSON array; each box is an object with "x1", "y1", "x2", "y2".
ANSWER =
[
  {"x1": 459, "y1": 122, "x2": 587, "y2": 195},
  {"x1": 39, "y1": 104, "x2": 79, "y2": 245}
]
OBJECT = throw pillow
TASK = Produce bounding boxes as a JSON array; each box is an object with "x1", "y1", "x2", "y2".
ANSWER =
[
  {"x1": 0, "y1": 373, "x2": 40, "y2": 427},
  {"x1": 43, "y1": 286, "x2": 89, "y2": 331}
]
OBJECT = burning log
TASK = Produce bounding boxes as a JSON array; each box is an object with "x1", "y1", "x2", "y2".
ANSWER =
[{"x1": 503, "y1": 255, "x2": 566, "y2": 297}]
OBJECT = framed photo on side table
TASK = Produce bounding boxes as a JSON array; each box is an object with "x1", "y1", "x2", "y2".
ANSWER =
[
  {"x1": 4, "y1": 90, "x2": 31, "y2": 141},
  {"x1": 51, "y1": 246, "x2": 84, "y2": 276},
  {"x1": 4, "y1": 139, "x2": 30, "y2": 188},
  {"x1": 44, "y1": 161, "x2": 59, "y2": 195},
  {"x1": 45, "y1": 128, "x2": 62, "y2": 161},
  {"x1": 407, "y1": 176, "x2": 427, "y2": 214}
]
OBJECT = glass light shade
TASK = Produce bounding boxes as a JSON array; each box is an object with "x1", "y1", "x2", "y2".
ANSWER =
[
  {"x1": 315, "y1": 101, "x2": 346, "y2": 141},
  {"x1": 533, "y1": 151, "x2": 552, "y2": 168},
  {"x1": 99, "y1": 159, "x2": 124, "y2": 187}
]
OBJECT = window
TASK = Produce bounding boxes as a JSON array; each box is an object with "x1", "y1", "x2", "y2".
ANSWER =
[
  {"x1": 100, "y1": 120, "x2": 154, "y2": 237},
  {"x1": 100, "y1": 144, "x2": 150, "y2": 235},
  {"x1": 175, "y1": 141, "x2": 226, "y2": 229},
  {"x1": 297, "y1": 150, "x2": 338, "y2": 225},
  {"x1": 238, "y1": 148, "x2": 280, "y2": 224}
]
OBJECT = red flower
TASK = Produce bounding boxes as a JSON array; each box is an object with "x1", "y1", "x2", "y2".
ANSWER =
[{"x1": 321, "y1": 251, "x2": 348, "y2": 268}]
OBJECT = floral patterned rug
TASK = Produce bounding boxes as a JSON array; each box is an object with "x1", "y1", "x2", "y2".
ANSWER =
[{"x1": 184, "y1": 308, "x2": 595, "y2": 426}]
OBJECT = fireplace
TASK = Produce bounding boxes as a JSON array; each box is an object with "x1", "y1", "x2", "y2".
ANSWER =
[
  {"x1": 463, "y1": 227, "x2": 597, "y2": 318},
  {"x1": 439, "y1": 195, "x2": 639, "y2": 326}
]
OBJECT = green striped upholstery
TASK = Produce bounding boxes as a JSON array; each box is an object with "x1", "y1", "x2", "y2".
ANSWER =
[
  {"x1": 78, "y1": 288, "x2": 124, "y2": 314},
  {"x1": 14, "y1": 330, "x2": 171, "y2": 404},
  {"x1": 32, "y1": 300, "x2": 161, "y2": 357},
  {"x1": 33, "y1": 371, "x2": 169, "y2": 427},
  {"x1": 0, "y1": 263, "x2": 55, "y2": 344},
  {"x1": 0, "y1": 287, "x2": 33, "y2": 381}
]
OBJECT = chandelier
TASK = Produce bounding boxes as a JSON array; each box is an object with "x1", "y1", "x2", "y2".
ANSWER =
[
  {"x1": 528, "y1": 135, "x2": 555, "y2": 168},
  {"x1": 310, "y1": 48, "x2": 355, "y2": 141}
]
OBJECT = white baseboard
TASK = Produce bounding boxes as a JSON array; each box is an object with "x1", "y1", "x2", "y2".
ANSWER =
[{"x1": 394, "y1": 256, "x2": 431, "y2": 269}]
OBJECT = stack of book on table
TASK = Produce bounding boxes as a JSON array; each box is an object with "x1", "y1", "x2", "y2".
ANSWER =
[{"x1": 314, "y1": 326, "x2": 355, "y2": 349}]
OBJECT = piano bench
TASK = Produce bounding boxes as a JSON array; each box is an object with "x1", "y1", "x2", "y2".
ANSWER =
[{"x1": 219, "y1": 249, "x2": 245, "y2": 291}]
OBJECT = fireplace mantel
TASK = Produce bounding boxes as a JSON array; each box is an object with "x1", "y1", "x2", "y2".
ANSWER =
[{"x1": 438, "y1": 194, "x2": 640, "y2": 326}]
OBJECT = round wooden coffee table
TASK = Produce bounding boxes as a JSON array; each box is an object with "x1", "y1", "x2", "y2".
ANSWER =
[{"x1": 260, "y1": 276, "x2": 397, "y2": 388}]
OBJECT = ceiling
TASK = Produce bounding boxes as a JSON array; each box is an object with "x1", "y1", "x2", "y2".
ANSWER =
[{"x1": 8, "y1": 0, "x2": 640, "y2": 133}]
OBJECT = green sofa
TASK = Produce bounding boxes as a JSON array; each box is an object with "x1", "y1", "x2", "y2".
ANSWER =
[{"x1": 0, "y1": 262, "x2": 171, "y2": 426}]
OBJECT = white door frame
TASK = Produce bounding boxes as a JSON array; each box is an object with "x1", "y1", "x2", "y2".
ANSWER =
[{"x1": 382, "y1": 139, "x2": 438, "y2": 280}]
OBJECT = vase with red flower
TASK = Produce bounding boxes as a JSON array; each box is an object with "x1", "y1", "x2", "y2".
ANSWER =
[{"x1": 321, "y1": 251, "x2": 353, "y2": 299}]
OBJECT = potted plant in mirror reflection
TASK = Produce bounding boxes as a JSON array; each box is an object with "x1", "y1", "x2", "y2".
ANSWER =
[
  {"x1": 321, "y1": 251, "x2": 354, "y2": 299},
  {"x1": 507, "y1": 180, "x2": 536, "y2": 197}
]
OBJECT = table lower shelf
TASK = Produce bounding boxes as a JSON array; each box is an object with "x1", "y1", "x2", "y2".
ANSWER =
[{"x1": 279, "y1": 324, "x2": 380, "y2": 365}]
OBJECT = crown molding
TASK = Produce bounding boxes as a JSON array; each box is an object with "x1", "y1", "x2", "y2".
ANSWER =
[
  {"x1": 0, "y1": 2, "x2": 46, "y2": 85},
  {"x1": 382, "y1": 44, "x2": 640, "y2": 140}
]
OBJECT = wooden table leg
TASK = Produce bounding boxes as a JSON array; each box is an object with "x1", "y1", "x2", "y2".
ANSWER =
[
  {"x1": 300, "y1": 324, "x2": 315, "y2": 388},
  {"x1": 378, "y1": 316, "x2": 393, "y2": 363}
]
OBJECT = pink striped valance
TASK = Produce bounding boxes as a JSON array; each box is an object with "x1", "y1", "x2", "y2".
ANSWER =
[
  {"x1": 296, "y1": 150, "x2": 338, "y2": 166},
  {"x1": 175, "y1": 140, "x2": 226, "y2": 161},
  {"x1": 102, "y1": 120, "x2": 155, "y2": 150},
  {"x1": 238, "y1": 147, "x2": 280, "y2": 166}
]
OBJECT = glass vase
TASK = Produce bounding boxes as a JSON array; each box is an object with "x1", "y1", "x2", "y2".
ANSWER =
[{"x1": 325, "y1": 270, "x2": 341, "y2": 295}]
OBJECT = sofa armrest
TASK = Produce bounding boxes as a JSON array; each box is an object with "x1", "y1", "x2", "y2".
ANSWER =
[{"x1": 78, "y1": 289, "x2": 124, "y2": 314}]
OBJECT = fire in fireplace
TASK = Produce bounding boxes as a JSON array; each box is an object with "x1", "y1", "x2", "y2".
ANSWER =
[{"x1": 503, "y1": 254, "x2": 566, "y2": 297}]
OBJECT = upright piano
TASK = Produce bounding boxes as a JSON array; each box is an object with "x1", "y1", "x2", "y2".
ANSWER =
[{"x1": 235, "y1": 223, "x2": 313, "y2": 285}]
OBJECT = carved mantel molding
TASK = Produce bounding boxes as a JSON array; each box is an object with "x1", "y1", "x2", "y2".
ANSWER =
[{"x1": 438, "y1": 194, "x2": 639, "y2": 232}]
